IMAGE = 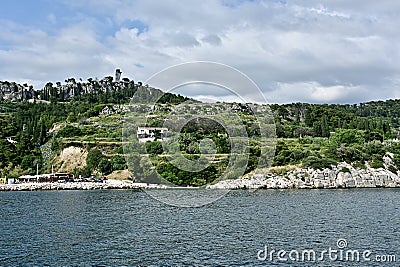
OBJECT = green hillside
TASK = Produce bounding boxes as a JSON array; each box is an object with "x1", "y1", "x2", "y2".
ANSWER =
[{"x1": 1, "y1": 76, "x2": 400, "y2": 185}]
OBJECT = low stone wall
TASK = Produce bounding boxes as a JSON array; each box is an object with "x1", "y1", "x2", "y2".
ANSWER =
[{"x1": 207, "y1": 163, "x2": 400, "y2": 189}]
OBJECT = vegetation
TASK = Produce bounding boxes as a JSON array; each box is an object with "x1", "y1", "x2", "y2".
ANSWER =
[{"x1": 2, "y1": 76, "x2": 400, "y2": 185}]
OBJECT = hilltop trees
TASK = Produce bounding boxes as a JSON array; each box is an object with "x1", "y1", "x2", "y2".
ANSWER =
[{"x1": 271, "y1": 102, "x2": 394, "y2": 139}]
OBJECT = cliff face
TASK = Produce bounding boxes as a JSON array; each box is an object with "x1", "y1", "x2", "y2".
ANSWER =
[
  {"x1": 52, "y1": 146, "x2": 88, "y2": 173},
  {"x1": 0, "y1": 79, "x2": 138, "y2": 102},
  {"x1": 0, "y1": 69, "x2": 139, "y2": 102}
]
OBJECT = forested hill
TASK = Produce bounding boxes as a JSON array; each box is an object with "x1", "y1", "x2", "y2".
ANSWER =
[
  {"x1": 0, "y1": 69, "x2": 190, "y2": 104},
  {"x1": 1, "y1": 72, "x2": 400, "y2": 182},
  {"x1": 270, "y1": 101, "x2": 396, "y2": 139},
  {"x1": 0, "y1": 73, "x2": 191, "y2": 178}
]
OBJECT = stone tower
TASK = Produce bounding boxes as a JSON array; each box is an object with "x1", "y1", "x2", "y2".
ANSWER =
[{"x1": 115, "y1": 69, "x2": 122, "y2": 82}]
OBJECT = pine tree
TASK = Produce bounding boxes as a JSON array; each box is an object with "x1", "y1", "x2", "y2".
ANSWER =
[{"x1": 321, "y1": 115, "x2": 330, "y2": 137}]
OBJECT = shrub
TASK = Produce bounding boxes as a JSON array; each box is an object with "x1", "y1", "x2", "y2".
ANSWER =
[
  {"x1": 352, "y1": 161, "x2": 366, "y2": 169},
  {"x1": 363, "y1": 141, "x2": 385, "y2": 158},
  {"x1": 393, "y1": 154, "x2": 400, "y2": 169},
  {"x1": 370, "y1": 159, "x2": 384, "y2": 169},
  {"x1": 56, "y1": 125, "x2": 83, "y2": 138},
  {"x1": 330, "y1": 129, "x2": 365, "y2": 146},
  {"x1": 110, "y1": 155, "x2": 127, "y2": 170},
  {"x1": 72, "y1": 166, "x2": 92, "y2": 178},
  {"x1": 145, "y1": 141, "x2": 163, "y2": 155},
  {"x1": 270, "y1": 166, "x2": 293, "y2": 175},
  {"x1": 302, "y1": 156, "x2": 336, "y2": 170},
  {"x1": 388, "y1": 165, "x2": 397, "y2": 174},
  {"x1": 114, "y1": 146, "x2": 124, "y2": 154},
  {"x1": 98, "y1": 158, "x2": 113, "y2": 175},
  {"x1": 340, "y1": 167, "x2": 350, "y2": 173},
  {"x1": 86, "y1": 148, "x2": 104, "y2": 171}
]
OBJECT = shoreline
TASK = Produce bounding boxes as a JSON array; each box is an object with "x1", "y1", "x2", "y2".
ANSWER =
[
  {"x1": 0, "y1": 180, "x2": 168, "y2": 191},
  {"x1": 208, "y1": 162, "x2": 400, "y2": 189},
  {"x1": 2, "y1": 163, "x2": 400, "y2": 191},
  {"x1": 1, "y1": 181, "x2": 400, "y2": 192}
]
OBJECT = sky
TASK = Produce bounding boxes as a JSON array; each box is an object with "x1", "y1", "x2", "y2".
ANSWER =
[{"x1": 1, "y1": 0, "x2": 400, "y2": 104}]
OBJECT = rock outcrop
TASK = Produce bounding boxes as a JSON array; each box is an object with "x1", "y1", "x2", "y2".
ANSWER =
[
  {"x1": 54, "y1": 146, "x2": 88, "y2": 173},
  {"x1": 0, "y1": 81, "x2": 37, "y2": 101},
  {"x1": 207, "y1": 162, "x2": 400, "y2": 189},
  {"x1": 0, "y1": 69, "x2": 138, "y2": 102},
  {"x1": 3, "y1": 163, "x2": 400, "y2": 191}
]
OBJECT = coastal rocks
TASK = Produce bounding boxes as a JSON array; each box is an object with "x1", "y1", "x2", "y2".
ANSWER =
[
  {"x1": 0, "y1": 180, "x2": 167, "y2": 191},
  {"x1": 3, "y1": 165, "x2": 400, "y2": 192},
  {"x1": 208, "y1": 163, "x2": 400, "y2": 190}
]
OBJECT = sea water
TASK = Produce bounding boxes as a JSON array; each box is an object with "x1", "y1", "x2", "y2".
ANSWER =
[{"x1": 0, "y1": 189, "x2": 399, "y2": 266}]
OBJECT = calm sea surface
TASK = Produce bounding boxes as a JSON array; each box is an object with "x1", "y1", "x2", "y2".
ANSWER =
[{"x1": 0, "y1": 189, "x2": 399, "y2": 266}]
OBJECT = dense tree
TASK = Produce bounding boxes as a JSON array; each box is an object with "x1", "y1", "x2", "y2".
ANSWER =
[
  {"x1": 110, "y1": 155, "x2": 127, "y2": 170},
  {"x1": 146, "y1": 141, "x2": 164, "y2": 155},
  {"x1": 86, "y1": 149, "x2": 104, "y2": 172},
  {"x1": 98, "y1": 158, "x2": 113, "y2": 175}
]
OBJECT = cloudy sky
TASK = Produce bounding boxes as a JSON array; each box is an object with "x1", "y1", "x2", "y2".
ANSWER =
[{"x1": 1, "y1": 0, "x2": 400, "y2": 104}]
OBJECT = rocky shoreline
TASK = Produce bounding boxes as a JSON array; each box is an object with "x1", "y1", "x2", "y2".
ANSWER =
[
  {"x1": 2, "y1": 163, "x2": 400, "y2": 191},
  {"x1": 0, "y1": 179, "x2": 170, "y2": 191},
  {"x1": 208, "y1": 163, "x2": 400, "y2": 189}
]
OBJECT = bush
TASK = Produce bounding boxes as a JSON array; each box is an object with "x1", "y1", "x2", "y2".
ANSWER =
[
  {"x1": 56, "y1": 125, "x2": 83, "y2": 138},
  {"x1": 388, "y1": 165, "x2": 397, "y2": 174},
  {"x1": 363, "y1": 141, "x2": 385, "y2": 158},
  {"x1": 114, "y1": 146, "x2": 124, "y2": 154},
  {"x1": 302, "y1": 156, "x2": 336, "y2": 170},
  {"x1": 111, "y1": 155, "x2": 126, "y2": 170},
  {"x1": 273, "y1": 140, "x2": 311, "y2": 166},
  {"x1": 270, "y1": 166, "x2": 292, "y2": 175},
  {"x1": 330, "y1": 129, "x2": 365, "y2": 146},
  {"x1": 67, "y1": 112, "x2": 77, "y2": 123},
  {"x1": 72, "y1": 166, "x2": 92, "y2": 178},
  {"x1": 50, "y1": 138, "x2": 61, "y2": 151},
  {"x1": 340, "y1": 167, "x2": 350, "y2": 173},
  {"x1": 366, "y1": 131, "x2": 383, "y2": 142},
  {"x1": 98, "y1": 158, "x2": 113, "y2": 175},
  {"x1": 370, "y1": 159, "x2": 384, "y2": 169},
  {"x1": 145, "y1": 141, "x2": 163, "y2": 155},
  {"x1": 352, "y1": 161, "x2": 366, "y2": 169},
  {"x1": 86, "y1": 149, "x2": 104, "y2": 171},
  {"x1": 393, "y1": 154, "x2": 400, "y2": 169},
  {"x1": 335, "y1": 144, "x2": 367, "y2": 162},
  {"x1": 21, "y1": 155, "x2": 40, "y2": 170}
]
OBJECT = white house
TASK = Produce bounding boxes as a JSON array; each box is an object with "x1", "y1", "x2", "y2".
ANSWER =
[
  {"x1": 6, "y1": 137, "x2": 17, "y2": 144},
  {"x1": 137, "y1": 127, "x2": 168, "y2": 142}
]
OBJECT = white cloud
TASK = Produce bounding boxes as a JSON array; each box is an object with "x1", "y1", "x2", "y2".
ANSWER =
[
  {"x1": 269, "y1": 81, "x2": 365, "y2": 103},
  {"x1": 47, "y1": 13, "x2": 57, "y2": 24}
]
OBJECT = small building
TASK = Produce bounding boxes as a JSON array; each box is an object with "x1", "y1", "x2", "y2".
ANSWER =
[
  {"x1": 40, "y1": 173, "x2": 74, "y2": 182},
  {"x1": 18, "y1": 175, "x2": 38, "y2": 183},
  {"x1": 0, "y1": 177, "x2": 6, "y2": 184},
  {"x1": 137, "y1": 127, "x2": 168, "y2": 142},
  {"x1": 6, "y1": 137, "x2": 17, "y2": 144}
]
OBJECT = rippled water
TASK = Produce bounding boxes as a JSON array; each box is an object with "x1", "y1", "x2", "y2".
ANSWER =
[{"x1": 0, "y1": 189, "x2": 399, "y2": 266}]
